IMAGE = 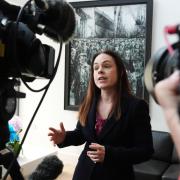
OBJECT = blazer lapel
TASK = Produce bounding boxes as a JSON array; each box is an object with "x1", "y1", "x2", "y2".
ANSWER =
[
  {"x1": 97, "y1": 96, "x2": 128, "y2": 141},
  {"x1": 97, "y1": 115, "x2": 118, "y2": 140},
  {"x1": 85, "y1": 97, "x2": 97, "y2": 140}
]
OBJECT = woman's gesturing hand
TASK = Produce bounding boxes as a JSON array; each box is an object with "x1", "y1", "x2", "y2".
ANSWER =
[
  {"x1": 48, "y1": 122, "x2": 66, "y2": 146},
  {"x1": 87, "y1": 143, "x2": 105, "y2": 163}
]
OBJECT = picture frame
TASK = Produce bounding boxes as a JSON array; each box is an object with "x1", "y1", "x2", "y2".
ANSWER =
[{"x1": 64, "y1": 0, "x2": 153, "y2": 111}]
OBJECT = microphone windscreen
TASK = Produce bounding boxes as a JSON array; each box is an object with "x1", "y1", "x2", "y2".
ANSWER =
[
  {"x1": 28, "y1": 155, "x2": 63, "y2": 180},
  {"x1": 39, "y1": 0, "x2": 76, "y2": 42},
  {"x1": 59, "y1": 1, "x2": 76, "y2": 42}
]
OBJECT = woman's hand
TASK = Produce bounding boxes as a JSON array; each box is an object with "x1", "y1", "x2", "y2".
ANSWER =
[
  {"x1": 48, "y1": 122, "x2": 66, "y2": 146},
  {"x1": 87, "y1": 143, "x2": 105, "y2": 163}
]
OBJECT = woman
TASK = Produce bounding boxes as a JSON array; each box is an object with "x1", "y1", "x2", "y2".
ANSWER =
[{"x1": 48, "y1": 50, "x2": 154, "y2": 180}]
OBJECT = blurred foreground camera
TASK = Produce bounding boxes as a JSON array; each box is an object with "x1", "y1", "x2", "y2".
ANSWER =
[
  {"x1": 0, "y1": 18, "x2": 55, "y2": 80},
  {"x1": 0, "y1": 1, "x2": 75, "y2": 179},
  {"x1": 144, "y1": 25, "x2": 180, "y2": 101},
  {"x1": 0, "y1": 0, "x2": 75, "y2": 149}
]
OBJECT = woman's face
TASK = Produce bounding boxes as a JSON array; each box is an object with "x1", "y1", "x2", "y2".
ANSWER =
[{"x1": 93, "y1": 53, "x2": 118, "y2": 90}]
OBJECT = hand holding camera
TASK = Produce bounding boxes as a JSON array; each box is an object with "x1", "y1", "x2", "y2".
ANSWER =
[
  {"x1": 154, "y1": 70, "x2": 180, "y2": 119},
  {"x1": 144, "y1": 24, "x2": 180, "y2": 158}
]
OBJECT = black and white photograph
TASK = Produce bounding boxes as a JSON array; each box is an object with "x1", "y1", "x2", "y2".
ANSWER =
[{"x1": 64, "y1": 0, "x2": 153, "y2": 110}]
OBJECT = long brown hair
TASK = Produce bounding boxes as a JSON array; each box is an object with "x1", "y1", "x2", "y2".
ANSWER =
[{"x1": 78, "y1": 50, "x2": 131, "y2": 126}]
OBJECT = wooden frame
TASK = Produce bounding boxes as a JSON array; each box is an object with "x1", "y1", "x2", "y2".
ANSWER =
[{"x1": 64, "y1": 0, "x2": 153, "y2": 110}]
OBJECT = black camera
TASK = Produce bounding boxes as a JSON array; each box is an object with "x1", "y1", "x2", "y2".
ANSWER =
[
  {"x1": 0, "y1": 1, "x2": 75, "y2": 179},
  {"x1": 0, "y1": 12, "x2": 55, "y2": 125},
  {"x1": 0, "y1": 16, "x2": 55, "y2": 79},
  {"x1": 0, "y1": 0, "x2": 75, "y2": 147},
  {"x1": 144, "y1": 25, "x2": 180, "y2": 101}
]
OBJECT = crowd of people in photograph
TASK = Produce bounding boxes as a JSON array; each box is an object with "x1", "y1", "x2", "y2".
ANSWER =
[{"x1": 69, "y1": 37, "x2": 145, "y2": 105}]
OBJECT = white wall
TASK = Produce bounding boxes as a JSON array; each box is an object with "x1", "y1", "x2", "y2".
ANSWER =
[{"x1": 6, "y1": 0, "x2": 180, "y2": 160}]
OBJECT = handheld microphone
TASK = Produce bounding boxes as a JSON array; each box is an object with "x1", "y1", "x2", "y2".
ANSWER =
[
  {"x1": 34, "y1": 0, "x2": 76, "y2": 42},
  {"x1": 29, "y1": 155, "x2": 64, "y2": 180}
]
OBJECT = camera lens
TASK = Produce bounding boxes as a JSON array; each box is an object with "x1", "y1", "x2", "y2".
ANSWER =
[{"x1": 144, "y1": 42, "x2": 180, "y2": 99}]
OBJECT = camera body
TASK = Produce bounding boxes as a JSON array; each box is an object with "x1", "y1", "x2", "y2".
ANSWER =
[
  {"x1": 0, "y1": 15, "x2": 55, "y2": 80},
  {"x1": 0, "y1": 0, "x2": 75, "y2": 150},
  {"x1": 0, "y1": 3, "x2": 56, "y2": 147},
  {"x1": 144, "y1": 30, "x2": 180, "y2": 101}
]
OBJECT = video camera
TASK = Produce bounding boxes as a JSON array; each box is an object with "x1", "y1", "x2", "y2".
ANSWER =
[
  {"x1": 0, "y1": 0, "x2": 75, "y2": 124},
  {"x1": 144, "y1": 24, "x2": 180, "y2": 101}
]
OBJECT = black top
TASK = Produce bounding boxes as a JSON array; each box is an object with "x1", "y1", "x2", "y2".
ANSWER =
[{"x1": 59, "y1": 95, "x2": 154, "y2": 180}]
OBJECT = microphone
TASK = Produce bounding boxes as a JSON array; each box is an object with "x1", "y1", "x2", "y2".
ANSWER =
[
  {"x1": 34, "y1": 0, "x2": 76, "y2": 42},
  {"x1": 0, "y1": 0, "x2": 76, "y2": 42},
  {"x1": 29, "y1": 155, "x2": 64, "y2": 180}
]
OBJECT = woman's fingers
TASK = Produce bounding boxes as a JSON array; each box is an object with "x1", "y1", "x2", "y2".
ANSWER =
[
  {"x1": 89, "y1": 143, "x2": 101, "y2": 150},
  {"x1": 48, "y1": 132, "x2": 55, "y2": 136},
  {"x1": 87, "y1": 143, "x2": 105, "y2": 163},
  {"x1": 48, "y1": 123, "x2": 65, "y2": 137},
  {"x1": 89, "y1": 143, "x2": 104, "y2": 152},
  {"x1": 48, "y1": 122, "x2": 66, "y2": 146},
  {"x1": 48, "y1": 127, "x2": 57, "y2": 133},
  {"x1": 87, "y1": 153, "x2": 98, "y2": 159},
  {"x1": 60, "y1": 122, "x2": 65, "y2": 133},
  {"x1": 87, "y1": 150, "x2": 97, "y2": 156},
  {"x1": 87, "y1": 151, "x2": 99, "y2": 162}
]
